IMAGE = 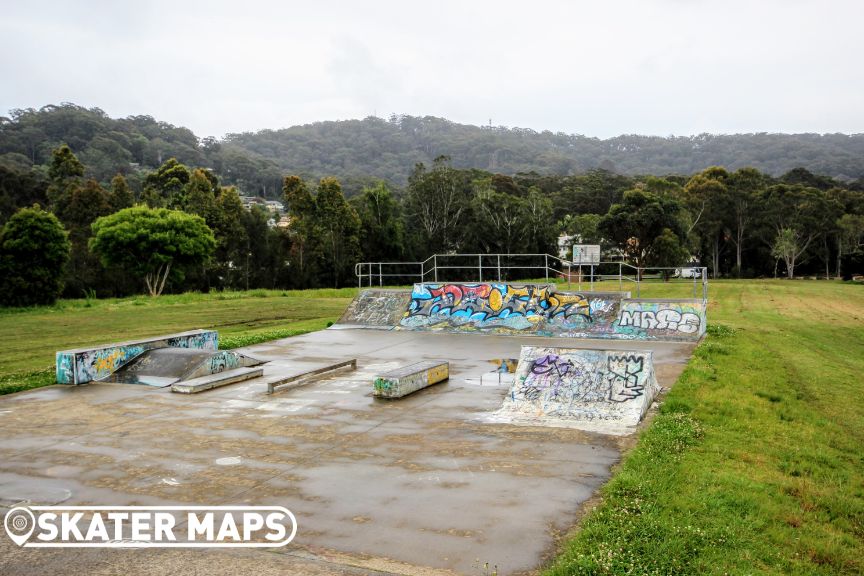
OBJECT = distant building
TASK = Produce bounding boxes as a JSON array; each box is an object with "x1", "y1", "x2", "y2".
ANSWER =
[
  {"x1": 238, "y1": 196, "x2": 282, "y2": 214},
  {"x1": 265, "y1": 200, "x2": 283, "y2": 213}
]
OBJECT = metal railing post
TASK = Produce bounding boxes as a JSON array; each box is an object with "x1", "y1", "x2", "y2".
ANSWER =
[
  {"x1": 544, "y1": 254, "x2": 548, "y2": 283},
  {"x1": 637, "y1": 266, "x2": 641, "y2": 298},
  {"x1": 619, "y1": 262, "x2": 622, "y2": 292},
  {"x1": 590, "y1": 264, "x2": 594, "y2": 291},
  {"x1": 567, "y1": 263, "x2": 571, "y2": 291},
  {"x1": 497, "y1": 254, "x2": 501, "y2": 282},
  {"x1": 433, "y1": 255, "x2": 437, "y2": 283},
  {"x1": 478, "y1": 254, "x2": 482, "y2": 283},
  {"x1": 379, "y1": 262, "x2": 383, "y2": 287},
  {"x1": 692, "y1": 269, "x2": 696, "y2": 298},
  {"x1": 420, "y1": 260, "x2": 424, "y2": 286}
]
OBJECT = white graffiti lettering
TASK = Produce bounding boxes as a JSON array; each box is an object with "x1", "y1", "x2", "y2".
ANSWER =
[{"x1": 619, "y1": 308, "x2": 701, "y2": 334}]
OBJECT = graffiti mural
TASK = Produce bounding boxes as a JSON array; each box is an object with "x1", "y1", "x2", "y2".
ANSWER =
[
  {"x1": 389, "y1": 283, "x2": 705, "y2": 341},
  {"x1": 55, "y1": 329, "x2": 219, "y2": 384},
  {"x1": 614, "y1": 301, "x2": 704, "y2": 339},
  {"x1": 165, "y1": 330, "x2": 219, "y2": 350},
  {"x1": 399, "y1": 283, "x2": 616, "y2": 333},
  {"x1": 337, "y1": 290, "x2": 412, "y2": 327},
  {"x1": 497, "y1": 346, "x2": 661, "y2": 427}
]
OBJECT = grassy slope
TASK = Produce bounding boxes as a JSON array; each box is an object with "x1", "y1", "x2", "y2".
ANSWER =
[
  {"x1": 0, "y1": 288, "x2": 356, "y2": 393},
  {"x1": 546, "y1": 280, "x2": 864, "y2": 575}
]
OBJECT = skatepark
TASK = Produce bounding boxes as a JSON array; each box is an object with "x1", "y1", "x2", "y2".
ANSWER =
[{"x1": 0, "y1": 281, "x2": 704, "y2": 575}]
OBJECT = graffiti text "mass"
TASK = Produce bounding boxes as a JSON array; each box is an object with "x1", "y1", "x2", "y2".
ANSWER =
[{"x1": 619, "y1": 309, "x2": 701, "y2": 334}]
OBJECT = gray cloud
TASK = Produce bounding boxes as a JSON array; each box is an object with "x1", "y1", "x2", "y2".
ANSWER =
[{"x1": 1, "y1": 0, "x2": 861, "y2": 138}]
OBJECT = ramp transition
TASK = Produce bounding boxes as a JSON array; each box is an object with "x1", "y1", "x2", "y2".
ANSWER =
[
  {"x1": 56, "y1": 329, "x2": 218, "y2": 385},
  {"x1": 336, "y1": 284, "x2": 706, "y2": 341},
  {"x1": 493, "y1": 346, "x2": 661, "y2": 431},
  {"x1": 101, "y1": 348, "x2": 265, "y2": 387},
  {"x1": 335, "y1": 289, "x2": 413, "y2": 328}
]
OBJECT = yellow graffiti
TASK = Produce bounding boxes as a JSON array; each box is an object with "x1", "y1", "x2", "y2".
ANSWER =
[
  {"x1": 426, "y1": 364, "x2": 450, "y2": 385},
  {"x1": 488, "y1": 288, "x2": 503, "y2": 311},
  {"x1": 547, "y1": 293, "x2": 588, "y2": 310},
  {"x1": 94, "y1": 349, "x2": 123, "y2": 372}
]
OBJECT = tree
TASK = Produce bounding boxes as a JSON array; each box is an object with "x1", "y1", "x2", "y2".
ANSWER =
[
  {"x1": 108, "y1": 174, "x2": 133, "y2": 212},
  {"x1": 598, "y1": 190, "x2": 687, "y2": 270},
  {"x1": 185, "y1": 169, "x2": 219, "y2": 221},
  {"x1": 724, "y1": 167, "x2": 767, "y2": 276},
  {"x1": 351, "y1": 181, "x2": 405, "y2": 262},
  {"x1": 315, "y1": 177, "x2": 360, "y2": 288},
  {"x1": 522, "y1": 187, "x2": 556, "y2": 255},
  {"x1": 683, "y1": 167, "x2": 729, "y2": 277},
  {"x1": 0, "y1": 165, "x2": 48, "y2": 225},
  {"x1": 837, "y1": 213, "x2": 864, "y2": 277},
  {"x1": 559, "y1": 213, "x2": 602, "y2": 244},
  {"x1": 54, "y1": 179, "x2": 113, "y2": 296},
  {"x1": 771, "y1": 228, "x2": 806, "y2": 279},
  {"x1": 469, "y1": 181, "x2": 527, "y2": 254},
  {"x1": 0, "y1": 206, "x2": 70, "y2": 306},
  {"x1": 282, "y1": 175, "x2": 320, "y2": 287},
  {"x1": 141, "y1": 158, "x2": 191, "y2": 209},
  {"x1": 756, "y1": 184, "x2": 826, "y2": 278},
  {"x1": 46, "y1": 144, "x2": 84, "y2": 215},
  {"x1": 405, "y1": 156, "x2": 470, "y2": 254},
  {"x1": 212, "y1": 186, "x2": 248, "y2": 288},
  {"x1": 90, "y1": 206, "x2": 215, "y2": 296},
  {"x1": 649, "y1": 228, "x2": 690, "y2": 280}
]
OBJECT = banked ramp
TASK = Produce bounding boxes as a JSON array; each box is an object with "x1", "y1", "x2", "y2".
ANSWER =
[
  {"x1": 491, "y1": 346, "x2": 661, "y2": 433},
  {"x1": 102, "y1": 348, "x2": 265, "y2": 387},
  {"x1": 334, "y1": 283, "x2": 706, "y2": 341},
  {"x1": 335, "y1": 289, "x2": 412, "y2": 328}
]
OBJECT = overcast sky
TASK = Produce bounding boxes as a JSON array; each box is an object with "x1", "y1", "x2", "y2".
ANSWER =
[{"x1": 2, "y1": 0, "x2": 862, "y2": 139}]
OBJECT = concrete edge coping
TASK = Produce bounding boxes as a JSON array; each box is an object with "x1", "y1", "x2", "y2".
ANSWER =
[
  {"x1": 267, "y1": 359, "x2": 358, "y2": 394},
  {"x1": 56, "y1": 329, "x2": 215, "y2": 354},
  {"x1": 375, "y1": 360, "x2": 450, "y2": 379},
  {"x1": 623, "y1": 298, "x2": 706, "y2": 304}
]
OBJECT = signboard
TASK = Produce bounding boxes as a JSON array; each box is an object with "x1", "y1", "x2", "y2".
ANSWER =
[{"x1": 571, "y1": 244, "x2": 601, "y2": 265}]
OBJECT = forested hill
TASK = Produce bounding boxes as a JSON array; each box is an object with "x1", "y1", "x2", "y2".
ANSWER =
[
  {"x1": 4, "y1": 104, "x2": 864, "y2": 195},
  {"x1": 225, "y1": 116, "x2": 864, "y2": 183}
]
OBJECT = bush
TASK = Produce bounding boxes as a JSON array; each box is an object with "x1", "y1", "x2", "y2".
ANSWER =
[{"x1": 0, "y1": 206, "x2": 70, "y2": 307}]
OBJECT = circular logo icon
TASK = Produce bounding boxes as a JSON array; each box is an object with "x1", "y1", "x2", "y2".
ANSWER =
[{"x1": 4, "y1": 507, "x2": 35, "y2": 546}]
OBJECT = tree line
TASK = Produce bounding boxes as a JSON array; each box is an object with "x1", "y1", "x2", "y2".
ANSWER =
[
  {"x1": 2, "y1": 143, "x2": 863, "y2": 307},
  {"x1": 6, "y1": 104, "x2": 864, "y2": 196}
]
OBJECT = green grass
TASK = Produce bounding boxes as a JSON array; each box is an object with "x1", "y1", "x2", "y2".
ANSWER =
[
  {"x1": 0, "y1": 288, "x2": 357, "y2": 393},
  {"x1": 545, "y1": 279, "x2": 864, "y2": 575}
]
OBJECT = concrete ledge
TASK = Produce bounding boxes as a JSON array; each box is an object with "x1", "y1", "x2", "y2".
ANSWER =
[
  {"x1": 373, "y1": 360, "x2": 449, "y2": 398},
  {"x1": 267, "y1": 359, "x2": 357, "y2": 394},
  {"x1": 171, "y1": 367, "x2": 263, "y2": 394}
]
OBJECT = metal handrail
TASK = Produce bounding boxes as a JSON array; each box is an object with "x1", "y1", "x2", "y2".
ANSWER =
[{"x1": 355, "y1": 254, "x2": 708, "y2": 302}]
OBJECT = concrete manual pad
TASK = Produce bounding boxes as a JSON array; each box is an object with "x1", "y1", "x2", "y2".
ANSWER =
[{"x1": 0, "y1": 328, "x2": 695, "y2": 576}]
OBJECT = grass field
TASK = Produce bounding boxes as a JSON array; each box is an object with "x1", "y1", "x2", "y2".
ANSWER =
[
  {"x1": 546, "y1": 280, "x2": 864, "y2": 575},
  {"x1": 0, "y1": 280, "x2": 862, "y2": 574},
  {"x1": 0, "y1": 288, "x2": 356, "y2": 394}
]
